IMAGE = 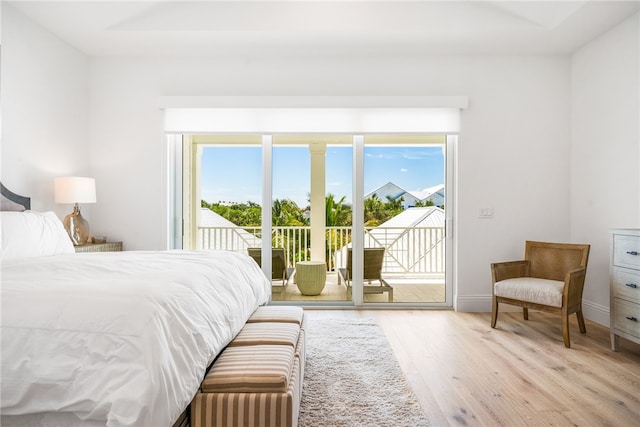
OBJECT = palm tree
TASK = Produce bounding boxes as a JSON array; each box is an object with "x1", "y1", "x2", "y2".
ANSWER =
[
  {"x1": 414, "y1": 199, "x2": 435, "y2": 207},
  {"x1": 385, "y1": 195, "x2": 404, "y2": 217},
  {"x1": 272, "y1": 199, "x2": 288, "y2": 226},
  {"x1": 325, "y1": 194, "x2": 351, "y2": 226},
  {"x1": 364, "y1": 193, "x2": 385, "y2": 225},
  {"x1": 324, "y1": 194, "x2": 351, "y2": 265}
]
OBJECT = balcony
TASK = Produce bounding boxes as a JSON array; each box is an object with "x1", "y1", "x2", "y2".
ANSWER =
[{"x1": 197, "y1": 225, "x2": 446, "y2": 302}]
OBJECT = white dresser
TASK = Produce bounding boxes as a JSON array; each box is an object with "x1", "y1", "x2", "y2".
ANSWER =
[{"x1": 610, "y1": 229, "x2": 640, "y2": 350}]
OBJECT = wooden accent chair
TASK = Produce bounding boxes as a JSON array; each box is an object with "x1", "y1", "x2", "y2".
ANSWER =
[
  {"x1": 337, "y1": 248, "x2": 394, "y2": 302},
  {"x1": 491, "y1": 241, "x2": 590, "y2": 348},
  {"x1": 247, "y1": 248, "x2": 295, "y2": 298}
]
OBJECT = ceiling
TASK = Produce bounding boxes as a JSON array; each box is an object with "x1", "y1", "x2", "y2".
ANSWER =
[{"x1": 7, "y1": 1, "x2": 640, "y2": 57}]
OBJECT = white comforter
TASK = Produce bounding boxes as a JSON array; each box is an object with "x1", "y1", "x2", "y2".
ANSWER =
[{"x1": 1, "y1": 250, "x2": 271, "y2": 427}]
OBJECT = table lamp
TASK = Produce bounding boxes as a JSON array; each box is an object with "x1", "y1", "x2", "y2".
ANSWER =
[{"x1": 54, "y1": 177, "x2": 96, "y2": 245}]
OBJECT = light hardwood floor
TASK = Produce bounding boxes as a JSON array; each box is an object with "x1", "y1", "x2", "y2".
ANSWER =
[{"x1": 304, "y1": 310, "x2": 640, "y2": 426}]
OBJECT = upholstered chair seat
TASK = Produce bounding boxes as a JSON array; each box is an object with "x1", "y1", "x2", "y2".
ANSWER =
[{"x1": 494, "y1": 278, "x2": 564, "y2": 308}]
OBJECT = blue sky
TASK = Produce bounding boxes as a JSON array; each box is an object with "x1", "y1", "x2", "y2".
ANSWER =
[{"x1": 201, "y1": 145, "x2": 444, "y2": 207}]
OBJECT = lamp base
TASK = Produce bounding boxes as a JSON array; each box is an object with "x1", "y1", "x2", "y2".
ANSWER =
[{"x1": 64, "y1": 205, "x2": 90, "y2": 246}]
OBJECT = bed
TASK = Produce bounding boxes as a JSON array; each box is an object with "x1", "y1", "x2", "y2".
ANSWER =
[{"x1": 0, "y1": 184, "x2": 272, "y2": 427}]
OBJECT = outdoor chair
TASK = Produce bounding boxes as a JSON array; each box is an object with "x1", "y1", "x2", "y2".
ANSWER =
[
  {"x1": 337, "y1": 247, "x2": 393, "y2": 302},
  {"x1": 247, "y1": 248, "x2": 295, "y2": 298},
  {"x1": 491, "y1": 240, "x2": 590, "y2": 348}
]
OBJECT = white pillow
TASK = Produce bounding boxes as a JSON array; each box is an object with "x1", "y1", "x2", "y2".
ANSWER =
[{"x1": 1, "y1": 211, "x2": 75, "y2": 261}]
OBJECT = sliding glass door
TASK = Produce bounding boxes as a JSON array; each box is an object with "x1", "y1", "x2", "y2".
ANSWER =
[
  {"x1": 360, "y1": 136, "x2": 447, "y2": 304},
  {"x1": 171, "y1": 132, "x2": 452, "y2": 308}
]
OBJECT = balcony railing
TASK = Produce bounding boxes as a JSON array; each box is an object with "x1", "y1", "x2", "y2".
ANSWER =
[{"x1": 197, "y1": 225, "x2": 445, "y2": 276}]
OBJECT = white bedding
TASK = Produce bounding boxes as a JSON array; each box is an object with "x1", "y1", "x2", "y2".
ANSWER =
[{"x1": 1, "y1": 250, "x2": 271, "y2": 427}]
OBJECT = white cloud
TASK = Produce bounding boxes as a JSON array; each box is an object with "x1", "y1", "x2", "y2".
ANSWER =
[{"x1": 400, "y1": 168, "x2": 408, "y2": 172}]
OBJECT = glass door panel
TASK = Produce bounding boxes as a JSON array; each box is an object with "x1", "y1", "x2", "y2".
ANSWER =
[
  {"x1": 324, "y1": 145, "x2": 352, "y2": 303},
  {"x1": 272, "y1": 143, "x2": 310, "y2": 302},
  {"x1": 198, "y1": 140, "x2": 262, "y2": 252},
  {"x1": 272, "y1": 137, "x2": 352, "y2": 303},
  {"x1": 362, "y1": 135, "x2": 447, "y2": 304}
]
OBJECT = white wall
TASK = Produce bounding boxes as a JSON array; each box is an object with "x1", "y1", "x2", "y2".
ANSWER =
[
  {"x1": 571, "y1": 12, "x2": 640, "y2": 325},
  {"x1": 1, "y1": 3, "x2": 90, "y2": 218},
  {"x1": 87, "y1": 54, "x2": 572, "y2": 310},
  {"x1": 3, "y1": 5, "x2": 580, "y2": 315}
]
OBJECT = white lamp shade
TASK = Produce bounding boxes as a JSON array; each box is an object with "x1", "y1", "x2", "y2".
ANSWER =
[{"x1": 54, "y1": 177, "x2": 96, "y2": 204}]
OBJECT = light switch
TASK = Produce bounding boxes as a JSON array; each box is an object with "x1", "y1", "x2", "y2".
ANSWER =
[{"x1": 479, "y1": 208, "x2": 494, "y2": 218}]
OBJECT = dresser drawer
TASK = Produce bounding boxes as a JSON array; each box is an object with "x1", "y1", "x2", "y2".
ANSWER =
[
  {"x1": 613, "y1": 235, "x2": 640, "y2": 269},
  {"x1": 612, "y1": 299, "x2": 640, "y2": 339},
  {"x1": 612, "y1": 267, "x2": 640, "y2": 304}
]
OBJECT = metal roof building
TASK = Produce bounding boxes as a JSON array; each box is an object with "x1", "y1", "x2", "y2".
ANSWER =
[{"x1": 365, "y1": 182, "x2": 445, "y2": 209}]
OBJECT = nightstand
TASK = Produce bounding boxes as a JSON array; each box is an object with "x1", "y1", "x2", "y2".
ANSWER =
[{"x1": 74, "y1": 242, "x2": 123, "y2": 253}]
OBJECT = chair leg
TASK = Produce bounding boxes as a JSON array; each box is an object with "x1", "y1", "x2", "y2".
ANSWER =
[
  {"x1": 388, "y1": 288, "x2": 393, "y2": 303},
  {"x1": 562, "y1": 314, "x2": 571, "y2": 348},
  {"x1": 523, "y1": 307, "x2": 529, "y2": 321},
  {"x1": 576, "y1": 310, "x2": 587, "y2": 334},
  {"x1": 491, "y1": 297, "x2": 498, "y2": 328}
]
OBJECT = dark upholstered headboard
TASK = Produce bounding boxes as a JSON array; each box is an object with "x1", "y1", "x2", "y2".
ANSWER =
[{"x1": 1, "y1": 182, "x2": 31, "y2": 211}]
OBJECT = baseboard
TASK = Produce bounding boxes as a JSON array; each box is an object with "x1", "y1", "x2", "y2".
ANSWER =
[
  {"x1": 455, "y1": 294, "x2": 492, "y2": 312},
  {"x1": 582, "y1": 299, "x2": 610, "y2": 327},
  {"x1": 455, "y1": 294, "x2": 520, "y2": 312},
  {"x1": 455, "y1": 295, "x2": 609, "y2": 326}
]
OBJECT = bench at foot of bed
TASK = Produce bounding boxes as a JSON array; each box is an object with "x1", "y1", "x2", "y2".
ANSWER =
[{"x1": 191, "y1": 306, "x2": 305, "y2": 427}]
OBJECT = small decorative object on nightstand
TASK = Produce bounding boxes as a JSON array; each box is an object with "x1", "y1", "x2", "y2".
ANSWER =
[
  {"x1": 54, "y1": 176, "x2": 97, "y2": 246},
  {"x1": 610, "y1": 229, "x2": 640, "y2": 350},
  {"x1": 74, "y1": 241, "x2": 123, "y2": 253}
]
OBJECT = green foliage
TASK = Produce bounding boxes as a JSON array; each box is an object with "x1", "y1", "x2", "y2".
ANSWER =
[
  {"x1": 363, "y1": 194, "x2": 384, "y2": 226},
  {"x1": 202, "y1": 199, "x2": 306, "y2": 227},
  {"x1": 363, "y1": 193, "x2": 408, "y2": 225},
  {"x1": 203, "y1": 192, "x2": 421, "y2": 228},
  {"x1": 325, "y1": 194, "x2": 351, "y2": 226},
  {"x1": 273, "y1": 199, "x2": 306, "y2": 226},
  {"x1": 205, "y1": 200, "x2": 262, "y2": 227},
  {"x1": 385, "y1": 195, "x2": 404, "y2": 215},
  {"x1": 413, "y1": 198, "x2": 435, "y2": 207}
]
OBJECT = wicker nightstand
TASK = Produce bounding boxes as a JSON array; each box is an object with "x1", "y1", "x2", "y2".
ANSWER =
[{"x1": 74, "y1": 242, "x2": 123, "y2": 253}]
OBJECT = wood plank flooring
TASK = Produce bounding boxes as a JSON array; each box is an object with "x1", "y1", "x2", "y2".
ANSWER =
[{"x1": 304, "y1": 310, "x2": 640, "y2": 427}]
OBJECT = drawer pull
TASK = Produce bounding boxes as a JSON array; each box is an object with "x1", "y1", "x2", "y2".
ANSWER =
[
  {"x1": 626, "y1": 251, "x2": 639, "y2": 256},
  {"x1": 626, "y1": 283, "x2": 638, "y2": 289},
  {"x1": 626, "y1": 316, "x2": 639, "y2": 322}
]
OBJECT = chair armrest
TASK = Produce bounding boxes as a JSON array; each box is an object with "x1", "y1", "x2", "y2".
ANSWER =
[
  {"x1": 491, "y1": 260, "x2": 529, "y2": 283},
  {"x1": 563, "y1": 267, "x2": 587, "y2": 306}
]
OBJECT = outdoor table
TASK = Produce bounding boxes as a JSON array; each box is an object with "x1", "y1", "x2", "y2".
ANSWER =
[{"x1": 295, "y1": 261, "x2": 327, "y2": 296}]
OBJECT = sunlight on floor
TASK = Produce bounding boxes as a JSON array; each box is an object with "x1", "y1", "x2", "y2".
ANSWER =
[{"x1": 272, "y1": 273, "x2": 445, "y2": 303}]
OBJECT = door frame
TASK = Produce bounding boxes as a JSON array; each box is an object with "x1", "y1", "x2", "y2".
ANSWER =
[{"x1": 162, "y1": 96, "x2": 466, "y2": 308}]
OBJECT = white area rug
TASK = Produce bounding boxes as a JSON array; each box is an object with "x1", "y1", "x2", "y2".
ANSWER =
[{"x1": 299, "y1": 318, "x2": 430, "y2": 427}]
